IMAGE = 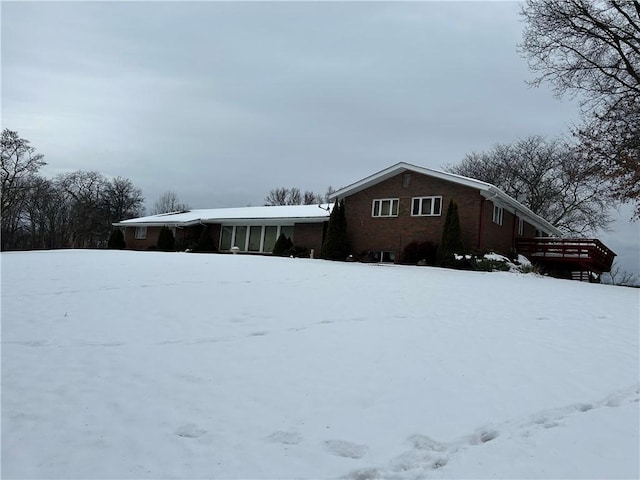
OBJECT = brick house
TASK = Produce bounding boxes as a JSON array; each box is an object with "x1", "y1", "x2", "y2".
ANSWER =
[
  {"x1": 114, "y1": 162, "x2": 615, "y2": 277},
  {"x1": 114, "y1": 204, "x2": 330, "y2": 256},
  {"x1": 327, "y1": 162, "x2": 561, "y2": 262}
]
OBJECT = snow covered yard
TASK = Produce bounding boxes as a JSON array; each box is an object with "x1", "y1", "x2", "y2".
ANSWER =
[{"x1": 2, "y1": 250, "x2": 638, "y2": 479}]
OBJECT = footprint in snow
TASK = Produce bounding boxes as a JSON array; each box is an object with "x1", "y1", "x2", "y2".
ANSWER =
[
  {"x1": 345, "y1": 467, "x2": 382, "y2": 480},
  {"x1": 407, "y1": 434, "x2": 446, "y2": 452},
  {"x1": 175, "y1": 423, "x2": 207, "y2": 438},
  {"x1": 578, "y1": 403, "x2": 593, "y2": 412},
  {"x1": 469, "y1": 428, "x2": 499, "y2": 445},
  {"x1": 266, "y1": 430, "x2": 302, "y2": 445},
  {"x1": 323, "y1": 439, "x2": 368, "y2": 459}
]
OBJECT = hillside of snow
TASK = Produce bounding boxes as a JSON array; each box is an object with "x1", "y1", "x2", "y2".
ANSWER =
[{"x1": 2, "y1": 250, "x2": 638, "y2": 479}]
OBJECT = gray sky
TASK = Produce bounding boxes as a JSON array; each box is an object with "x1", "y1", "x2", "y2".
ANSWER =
[{"x1": 2, "y1": 1, "x2": 638, "y2": 276}]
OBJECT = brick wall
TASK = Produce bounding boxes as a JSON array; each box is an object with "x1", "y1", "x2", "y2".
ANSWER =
[
  {"x1": 342, "y1": 172, "x2": 483, "y2": 257},
  {"x1": 480, "y1": 201, "x2": 516, "y2": 254},
  {"x1": 293, "y1": 222, "x2": 326, "y2": 256},
  {"x1": 123, "y1": 226, "x2": 162, "y2": 250}
]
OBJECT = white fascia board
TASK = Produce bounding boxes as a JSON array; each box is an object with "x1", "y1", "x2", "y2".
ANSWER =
[
  {"x1": 112, "y1": 220, "x2": 202, "y2": 228},
  {"x1": 204, "y1": 217, "x2": 327, "y2": 226},
  {"x1": 113, "y1": 216, "x2": 328, "y2": 229}
]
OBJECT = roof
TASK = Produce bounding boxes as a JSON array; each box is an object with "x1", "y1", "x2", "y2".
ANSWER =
[
  {"x1": 329, "y1": 162, "x2": 562, "y2": 237},
  {"x1": 113, "y1": 204, "x2": 332, "y2": 227}
]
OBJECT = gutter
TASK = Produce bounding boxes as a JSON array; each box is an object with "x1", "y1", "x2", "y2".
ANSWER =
[{"x1": 483, "y1": 187, "x2": 562, "y2": 237}]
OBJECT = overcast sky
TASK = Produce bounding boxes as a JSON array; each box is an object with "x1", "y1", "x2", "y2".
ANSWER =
[{"x1": 2, "y1": 1, "x2": 638, "y2": 276}]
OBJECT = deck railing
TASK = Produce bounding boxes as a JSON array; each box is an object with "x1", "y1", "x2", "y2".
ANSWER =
[{"x1": 516, "y1": 237, "x2": 616, "y2": 273}]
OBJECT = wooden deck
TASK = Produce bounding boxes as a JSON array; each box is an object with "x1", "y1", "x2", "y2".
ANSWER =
[{"x1": 516, "y1": 237, "x2": 616, "y2": 276}]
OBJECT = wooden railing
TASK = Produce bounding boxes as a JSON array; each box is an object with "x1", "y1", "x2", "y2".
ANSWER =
[{"x1": 516, "y1": 237, "x2": 616, "y2": 273}]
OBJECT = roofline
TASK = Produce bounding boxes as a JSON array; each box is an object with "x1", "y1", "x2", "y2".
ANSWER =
[
  {"x1": 329, "y1": 162, "x2": 562, "y2": 237},
  {"x1": 112, "y1": 215, "x2": 330, "y2": 228}
]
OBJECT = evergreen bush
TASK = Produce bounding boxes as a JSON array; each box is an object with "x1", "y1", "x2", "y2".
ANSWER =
[
  {"x1": 107, "y1": 229, "x2": 126, "y2": 249},
  {"x1": 321, "y1": 200, "x2": 349, "y2": 260},
  {"x1": 272, "y1": 233, "x2": 294, "y2": 256},
  {"x1": 157, "y1": 226, "x2": 175, "y2": 251},
  {"x1": 437, "y1": 200, "x2": 464, "y2": 267},
  {"x1": 194, "y1": 226, "x2": 218, "y2": 253}
]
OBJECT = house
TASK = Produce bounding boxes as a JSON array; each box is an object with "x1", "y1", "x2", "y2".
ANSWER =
[
  {"x1": 328, "y1": 162, "x2": 561, "y2": 262},
  {"x1": 114, "y1": 162, "x2": 615, "y2": 279},
  {"x1": 113, "y1": 204, "x2": 331, "y2": 256}
]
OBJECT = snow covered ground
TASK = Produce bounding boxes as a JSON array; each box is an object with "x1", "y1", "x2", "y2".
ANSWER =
[{"x1": 2, "y1": 250, "x2": 638, "y2": 479}]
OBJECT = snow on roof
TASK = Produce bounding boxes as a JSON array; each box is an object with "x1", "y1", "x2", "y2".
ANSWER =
[{"x1": 114, "y1": 204, "x2": 332, "y2": 227}]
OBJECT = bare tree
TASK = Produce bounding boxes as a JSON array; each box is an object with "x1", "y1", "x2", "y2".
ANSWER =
[
  {"x1": 287, "y1": 187, "x2": 302, "y2": 206},
  {"x1": 324, "y1": 186, "x2": 336, "y2": 203},
  {"x1": 103, "y1": 176, "x2": 144, "y2": 222},
  {"x1": 601, "y1": 261, "x2": 640, "y2": 287},
  {"x1": 265, "y1": 187, "x2": 326, "y2": 206},
  {"x1": 150, "y1": 191, "x2": 189, "y2": 215},
  {"x1": 264, "y1": 187, "x2": 288, "y2": 206},
  {"x1": 447, "y1": 136, "x2": 613, "y2": 235},
  {"x1": 56, "y1": 171, "x2": 109, "y2": 248},
  {"x1": 1, "y1": 129, "x2": 46, "y2": 249},
  {"x1": 519, "y1": 0, "x2": 640, "y2": 218},
  {"x1": 303, "y1": 190, "x2": 322, "y2": 205}
]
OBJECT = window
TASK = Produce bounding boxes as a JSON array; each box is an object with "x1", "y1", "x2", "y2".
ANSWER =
[
  {"x1": 411, "y1": 196, "x2": 442, "y2": 216},
  {"x1": 134, "y1": 226, "x2": 147, "y2": 239},
  {"x1": 493, "y1": 205, "x2": 504, "y2": 226},
  {"x1": 263, "y1": 226, "x2": 278, "y2": 253},
  {"x1": 517, "y1": 217, "x2": 524, "y2": 236},
  {"x1": 248, "y1": 226, "x2": 262, "y2": 252},
  {"x1": 369, "y1": 251, "x2": 396, "y2": 263},
  {"x1": 234, "y1": 226, "x2": 247, "y2": 250},
  {"x1": 220, "y1": 226, "x2": 233, "y2": 250},
  {"x1": 221, "y1": 225, "x2": 295, "y2": 253},
  {"x1": 280, "y1": 226, "x2": 294, "y2": 241},
  {"x1": 372, "y1": 199, "x2": 399, "y2": 217}
]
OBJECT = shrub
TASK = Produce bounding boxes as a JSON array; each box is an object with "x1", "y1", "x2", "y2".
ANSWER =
[
  {"x1": 194, "y1": 226, "x2": 218, "y2": 253},
  {"x1": 321, "y1": 199, "x2": 349, "y2": 260},
  {"x1": 401, "y1": 241, "x2": 438, "y2": 265},
  {"x1": 157, "y1": 226, "x2": 175, "y2": 251},
  {"x1": 107, "y1": 229, "x2": 126, "y2": 249},
  {"x1": 272, "y1": 233, "x2": 294, "y2": 256},
  {"x1": 474, "y1": 258, "x2": 511, "y2": 272},
  {"x1": 437, "y1": 200, "x2": 463, "y2": 267}
]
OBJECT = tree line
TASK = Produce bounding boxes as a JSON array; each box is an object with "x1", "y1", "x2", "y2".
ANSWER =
[
  {"x1": 1, "y1": 129, "x2": 145, "y2": 250},
  {"x1": 263, "y1": 186, "x2": 335, "y2": 206}
]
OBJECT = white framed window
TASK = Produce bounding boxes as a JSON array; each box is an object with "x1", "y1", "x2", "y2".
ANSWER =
[
  {"x1": 372, "y1": 198, "x2": 399, "y2": 217},
  {"x1": 220, "y1": 225, "x2": 294, "y2": 253},
  {"x1": 134, "y1": 226, "x2": 147, "y2": 239},
  {"x1": 492, "y1": 205, "x2": 504, "y2": 226},
  {"x1": 517, "y1": 217, "x2": 524, "y2": 236},
  {"x1": 411, "y1": 196, "x2": 442, "y2": 216}
]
